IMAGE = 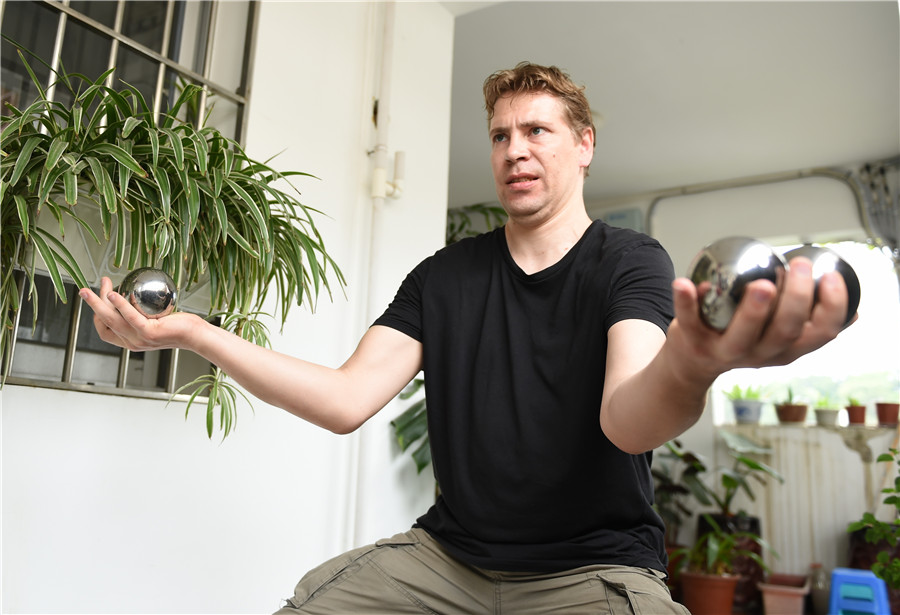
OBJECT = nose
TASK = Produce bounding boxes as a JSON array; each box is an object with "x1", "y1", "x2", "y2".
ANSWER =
[{"x1": 505, "y1": 132, "x2": 530, "y2": 162}]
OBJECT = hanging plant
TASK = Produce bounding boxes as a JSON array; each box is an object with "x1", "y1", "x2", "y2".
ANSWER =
[{"x1": 1, "y1": 45, "x2": 345, "y2": 437}]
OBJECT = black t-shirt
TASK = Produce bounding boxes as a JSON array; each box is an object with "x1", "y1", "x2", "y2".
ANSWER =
[{"x1": 374, "y1": 220, "x2": 676, "y2": 573}]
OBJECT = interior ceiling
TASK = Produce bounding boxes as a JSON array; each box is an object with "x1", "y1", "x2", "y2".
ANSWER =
[{"x1": 445, "y1": 1, "x2": 900, "y2": 209}]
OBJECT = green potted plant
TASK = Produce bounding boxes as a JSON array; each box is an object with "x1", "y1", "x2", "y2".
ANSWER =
[
  {"x1": 847, "y1": 446, "x2": 900, "y2": 613},
  {"x1": 775, "y1": 386, "x2": 808, "y2": 424},
  {"x1": 671, "y1": 430, "x2": 783, "y2": 611},
  {"x1": 846, "y1": 396, "x2": 868, "y2": 426},
  {"x1": 814, "y1": 394, "x2": 840, "y2": 427},
  {"x1": 673, "y1": 513, "x2": 774, "y2": 615},
  {"x1": 1, "y1": 48, "x2": 345, "y2": 437},
  {"x1": 724, "y1": 384, "x2": 764, "y2": 424}
]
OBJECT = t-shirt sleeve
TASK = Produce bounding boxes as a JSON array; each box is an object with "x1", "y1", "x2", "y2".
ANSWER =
[
  {"x1": 604, "y1": 240, "x2": 675, "y2": 334},
  {"x1": 371, "y1": 257, "x2": 430, "y2": 342}
]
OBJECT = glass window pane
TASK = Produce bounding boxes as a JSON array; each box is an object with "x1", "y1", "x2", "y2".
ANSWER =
[
  {"x1": 10, "y1": 276, "x2": 72, "y2": 381},
  {"x1": 209, "y1": 1, "x2": 249, "y2": 93},
  {"x1": 56, "y1": 19, "x2": 113, "y2": 110},
  {"x1": 122, "y1": 1, "x2": 167, "y2": 53},
  {"x1": 168, "y1": 0, "x2": 211, "y2": 74},
  {"x1": 70, "y1": 0, "x2": 119, "y2": 29},
  {"x1": 115, "y1": 45, "x2": 160, "y2": 111},
  {"x1": 0, "y1": 1, "x2": 59, "y2": 108},
  {"x1": 206, "y1": 96, "x2": 241, "y2": 142}
]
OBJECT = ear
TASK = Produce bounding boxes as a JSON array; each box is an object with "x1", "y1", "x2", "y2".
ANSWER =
[{"x1": 577, "y1": 127, "x2": 594, "y2": 169}]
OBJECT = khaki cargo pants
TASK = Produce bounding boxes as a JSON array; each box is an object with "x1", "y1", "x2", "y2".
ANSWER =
[{"x1": 275, "y1": 528, "x2": 691, "y2": 614}]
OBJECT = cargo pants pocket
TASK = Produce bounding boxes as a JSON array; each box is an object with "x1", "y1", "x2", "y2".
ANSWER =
[
  {"x1": 283, "y1": 532, "x2": 422, "y2": 610},
  {"x1": 595, "y1": 568, "x2": 691, "y2": 615}
]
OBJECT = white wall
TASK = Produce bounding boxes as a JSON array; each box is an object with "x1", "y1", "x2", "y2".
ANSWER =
[{"x1": 1, "y1": 2, "x2": 453, "y2": 613}]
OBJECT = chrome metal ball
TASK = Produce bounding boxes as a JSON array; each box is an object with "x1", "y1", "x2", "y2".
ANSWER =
[
  {"x1": 688, "y1": 237, "x2": 787, "y2": 331},
  {"x1": 117, "y1": 267, "x2": 177, "y2": 319},
  {"x1": 782, "y1": 244, "x2": 860, "y2": 326}
]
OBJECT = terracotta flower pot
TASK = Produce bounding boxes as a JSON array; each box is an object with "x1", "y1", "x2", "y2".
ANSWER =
[
  {"x1": 846, "y1": 405, "x2": 867, "y2": 425},
  {"x1": 758, "y1": 573, "x2": 810, "y2": 615},
  {"x1": 776, "y1": 404, "x2": 808, "y2": 424},
  {"x1": 876, "y1": 402, "x2": 900, "y2": 427},
  {"x1": 680, "y1": 571, "x2": 739, "y2": 615}
]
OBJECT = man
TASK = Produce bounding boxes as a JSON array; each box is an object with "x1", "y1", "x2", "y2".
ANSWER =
[{"x1": 81, "y1": 62, "x2": 851, "y2": 613}]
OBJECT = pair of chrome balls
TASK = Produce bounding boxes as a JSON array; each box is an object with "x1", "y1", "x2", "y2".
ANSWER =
[
  {"x1": 117, "y1": 267, "x2": 177, "y2": 319},
  {"x1": 688, "y1": 237, "x2": 861, "y2": 331}
]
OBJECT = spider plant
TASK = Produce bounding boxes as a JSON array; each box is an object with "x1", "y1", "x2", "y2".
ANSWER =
[{"x1": 1, "y1": 47, "x2": 345, "y2": 437}]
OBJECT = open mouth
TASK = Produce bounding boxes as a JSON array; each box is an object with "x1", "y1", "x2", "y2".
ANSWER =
[{"x1": 507, "y1": 174, "x2": 538, "y2": 185}]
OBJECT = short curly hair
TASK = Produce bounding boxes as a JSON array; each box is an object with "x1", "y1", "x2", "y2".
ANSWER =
[{"x1": 483, "y1": 61, "x2": 596, "y2": 150}]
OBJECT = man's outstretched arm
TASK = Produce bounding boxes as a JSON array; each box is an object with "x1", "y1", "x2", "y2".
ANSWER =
[
  {"x1": 81, "y1": 277, "x2": 423, "y2": 434},
  {"x1": 600, "y1": 257, "x2": 851, "y2": 454}
]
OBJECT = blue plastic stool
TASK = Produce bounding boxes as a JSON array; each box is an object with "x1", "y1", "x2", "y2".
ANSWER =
[{"x1": 828, "y1": 567, "x2": 890, "y2": 615}]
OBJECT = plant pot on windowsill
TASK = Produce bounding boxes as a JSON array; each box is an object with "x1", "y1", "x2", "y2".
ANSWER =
[
  {"x1": 876, "y1": 402, "x2": 900, "y2": 427},
  {"x1": 732, "y1": 399, "x2": 764, "y2": 424},
  {"x1": 814, "y1": 408, "x2": 840, "y2": 427},
  {"x1": 776, "y1": 404, "x2": 808, "y2": 424},
  {"x1": 846, "y1": 404, "x2": 867, "y2": 426}
]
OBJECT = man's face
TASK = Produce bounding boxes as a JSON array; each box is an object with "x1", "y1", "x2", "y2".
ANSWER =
[{"x1": 489, "y1": 92, "x2": 593, "y2": 225}]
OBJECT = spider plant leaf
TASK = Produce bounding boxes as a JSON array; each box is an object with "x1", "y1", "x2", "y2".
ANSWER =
[
  {"x1": 223, "y1": 149, "x2": 233, "y2": 176},
  {"x1": 113, "y1": 210, "x2": 126, "y2": 267},
  {"x1": 212, "y1": 196, "x2": 228, "y2": 243},
  {"x1": 13, "y1": 194, "x2": 29, "y2": 239},
  {"x1": 93, "y1": 142, "x2": 146, "y2": 177},
  {"x1": 36, "y1": 164, "x2": 69, "y2": 212},
  {"x1": 10, "y1": 135, "x2": 43, "y2": 186},
  {"x1": 122, "y1": 116, "x2": 143, "y2": 139},
  {"x1": 118, "y1": 80, "x2": 151, "y2": 116},
  {"x1": 44, "y1": 136, "x2": 69, "y2": 171},
  {"x1": 189, "y1": 131, "x2": 208, "y2": 175},
  {"x1": 27, "y1": 232, "x2": 67, "y2": 301},
  {"x1": 15, "y1": 47, "x2": 46, "y2": 94},
  {"x1": 63, "y1": 168, "x2": 78, "y2": 205},
  {"x1": 211, "y1": 167, "x2": 223, "y2": 197},
  {"x1": 223, "y1": 177, "x2": 270, "y2": 251},
  {"x1": 154, "y1": 168, "x2": 171, "y2": 220},
  {"x1": 228, "y1": 226, "x2": 259, "y2": 258},
  {"x1": 33, "y1": 228, "x2": 90, "y2": 290},
  {"x1": 59, "y1": 205, "x2": 100, "y2": 245},
  {"x1": 206, "y1": 387, "x2": 216, "y2": 438},
  {"x1": 148, "y1": 127, "x2": 159, "y2": 167},
  {"x1": 85, "y1": 156, "x2": 117, "y2": 214},
  {"x1": 162, "y1": 127, "x2": 184, "y2": 170},
  {"x1": 128, "y1": 207, "x2": 144, "y2": 268}
]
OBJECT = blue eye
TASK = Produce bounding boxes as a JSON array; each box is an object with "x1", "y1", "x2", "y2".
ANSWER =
[
  {"x1": 492, "y1": 133, "x2": 507, "y2": 143},
  {"x1": 531, "y1": 127, "x2": 545, "y2": 136}
]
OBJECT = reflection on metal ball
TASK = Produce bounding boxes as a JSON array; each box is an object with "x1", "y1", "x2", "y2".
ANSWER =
[
  {"x1": 117, "y1": 267, "x2": 177, "y2": 319},
  {"x1": 688, "y1": 236, "x2": 787, "y2": 331},
  {"x1": 782, "y1": 244, "x2": 860, "y2": 326}
]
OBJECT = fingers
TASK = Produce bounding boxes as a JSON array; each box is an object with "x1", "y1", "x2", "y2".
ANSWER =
[
  {"x1": 672, "y1": 253, "x2": 850, "y2": 374},
  {"x1": 80, "y1": 277, "x2": 150, "y2": 351}
]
